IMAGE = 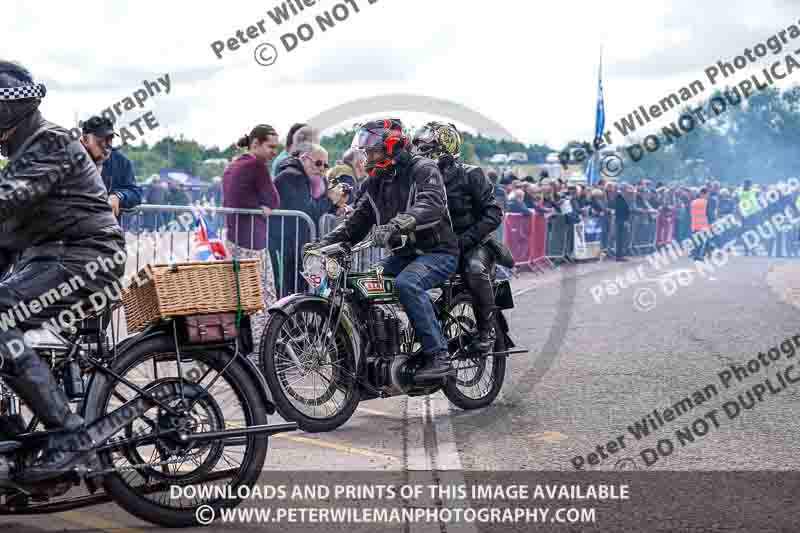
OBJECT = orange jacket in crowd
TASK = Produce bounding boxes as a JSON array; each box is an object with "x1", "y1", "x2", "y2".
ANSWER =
[{"x1": 690, "y1": 197, "x2": 710, "y2": 231}]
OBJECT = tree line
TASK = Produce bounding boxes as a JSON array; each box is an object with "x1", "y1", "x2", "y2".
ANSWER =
[
  {"x1": 609, "y1": 85, "x2": 800, "y2": 186},
  {"x1": 117, "y1": 130, "x2": 556, "y2": 182}
]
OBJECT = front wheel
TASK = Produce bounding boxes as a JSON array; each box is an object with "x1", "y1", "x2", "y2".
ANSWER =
[
  {"x1": 442, "y1": 293, "x2": 507, "y2": 410},
  {"x1": 260, "y1": 301, "x2": 360, "y2": 432}
]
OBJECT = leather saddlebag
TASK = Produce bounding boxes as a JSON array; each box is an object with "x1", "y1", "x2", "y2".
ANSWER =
[{"x1": 183, "y1": 313, "x2": 239, "y2": 344}]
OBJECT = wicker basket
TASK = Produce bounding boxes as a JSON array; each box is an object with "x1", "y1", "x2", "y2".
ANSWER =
[{"x1": 122, "y1": 259, "x2": 264, "y2": 332}]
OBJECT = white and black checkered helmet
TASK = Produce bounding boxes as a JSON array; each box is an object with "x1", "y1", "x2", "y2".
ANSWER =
[{"x1": 0, "y1": 60, "x2": 46, "y2": 134}]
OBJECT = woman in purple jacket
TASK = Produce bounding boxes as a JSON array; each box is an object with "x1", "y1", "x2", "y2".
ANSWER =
[{"x1": 223, "y1": 124, "x2": 281, "y2": 348}]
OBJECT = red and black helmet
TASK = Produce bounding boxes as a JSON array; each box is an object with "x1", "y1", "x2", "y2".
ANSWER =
[{"x1": 350, "y1": 118, "x2": 409, "y2": 177}]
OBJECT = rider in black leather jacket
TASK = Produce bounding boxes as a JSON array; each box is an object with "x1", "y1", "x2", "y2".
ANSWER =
[
  {"x1": 310, "y1": 119, "x2": 459, "y2": 381},
  {"x1": 0, "y1": 60, "x2": 126, "y2": 483},
  {"x1": 411, "y1": 122, "x2": 504, "y2": 353}
]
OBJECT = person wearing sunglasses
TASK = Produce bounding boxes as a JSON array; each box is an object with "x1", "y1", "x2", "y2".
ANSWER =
[{"x1": 270, "y1": 142, "x2": 349, "y2": 296}]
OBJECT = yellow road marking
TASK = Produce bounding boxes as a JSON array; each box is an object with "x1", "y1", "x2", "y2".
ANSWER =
[
  {"x1": 356, "y1": 406, "x2": 402, "y2": 419},
  {"x1": 531, "y1": 431, "x2": 568, "y2": 442},
  {"x1": 58, "y1": 511, "x2": 147, "y2": 533},
  {"x1": 194, "y1": 420, "x2": 399, "y2": 461},
  {"x1": 274, "y1": 434, "x2": 400, "y2": 461}
]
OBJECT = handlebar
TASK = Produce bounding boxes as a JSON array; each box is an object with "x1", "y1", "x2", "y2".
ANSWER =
[
  {"x1": 350, "y1": 239, "x2": 375, "y2": 253},
  {"x1": 309, "y1": 234, "x2": 407, "y2": 258},
  {"x1": 354, "y1": 234, "x2": 407, "y2": 252}
]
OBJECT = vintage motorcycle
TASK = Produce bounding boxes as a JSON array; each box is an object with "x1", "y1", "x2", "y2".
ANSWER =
[
  {"x1": 259, "y1": 238, "x2": 524, "y2": 433},
  {"x1": 0, "y1": 304, "x2": 296, "y2": 527}
]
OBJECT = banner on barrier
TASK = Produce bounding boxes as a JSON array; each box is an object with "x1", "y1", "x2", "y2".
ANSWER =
[
  {"x1": 545, "y1": 216, "x2": 568, "y2": 258},
  {"x1": 573, "y1": 219, "x2": 603, "y2": 260},
  {"x1": 573, "y1": 222, "x2": 586, "y2": 256},
  {"x1": 584, "y1": 217, "x2": 603, "y2": 242}
]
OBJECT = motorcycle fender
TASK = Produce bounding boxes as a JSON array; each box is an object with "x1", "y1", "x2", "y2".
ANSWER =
[
  {"x1": 83, "y1": 330, "x2": 277, "y2": 417},
  {"x1": 220, "y1": 345, "x2": 276, "y2": 415},
  {"x1": 496, "y1": 311, "x2": 515, "y2": 347},
  {"x1": 268, "y1": 294, "x2": 362, "y2": 368},
  {"x1": 494, "y1": 279, "x2": 514, "y2": 310}
]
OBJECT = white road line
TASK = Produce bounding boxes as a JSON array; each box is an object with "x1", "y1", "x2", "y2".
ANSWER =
[
  {"x1": 406, "y1": 393, "x2": 479, "y2": 533},
  {"x1": 427, "y1": 394, "x2": 464, "y2": 471},
  {"x1": 406, "y1": 396, "x2": 431, "y2": 471}
]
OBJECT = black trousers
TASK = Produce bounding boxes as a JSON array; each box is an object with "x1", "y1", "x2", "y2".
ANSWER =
[
  {"x1": 461, "y1": 244, "x2": 496, "y2": 330},
  {"x1": 615, "y1": 220, "x2": 627, "y2": 259},
  {"x1": 0, "y1": 247, "x2": 124, "y2": 429}
]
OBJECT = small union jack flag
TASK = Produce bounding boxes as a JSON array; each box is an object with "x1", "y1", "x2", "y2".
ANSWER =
[{"x1": 193, "y1": 209, "x2": 228, "y2": 261}]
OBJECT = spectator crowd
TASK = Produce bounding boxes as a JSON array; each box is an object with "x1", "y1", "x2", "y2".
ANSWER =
[
  {"x1": 110, "y1": 118, "x2": 800, "y2": 307},
  {"x1": 495, "y1": 170, "x2": 800, "y2": 261}
]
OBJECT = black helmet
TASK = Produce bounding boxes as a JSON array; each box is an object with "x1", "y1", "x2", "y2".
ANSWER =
[
  {"x1": 350, "y1": 118, "x2": 409, "y2": 178},
  {"x1": 0, "y1": 60, "x2": 45, "y2": 155},
  {"x1": 411, "y1": 121, "x2": 462, "y2": 161}
]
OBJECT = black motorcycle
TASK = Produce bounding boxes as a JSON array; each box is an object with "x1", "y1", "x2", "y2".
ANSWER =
[
  {"x1": 0, "y1": 306, "x2": 296, "y2": 527},
  {"x1": 259, "y1": 238, "x2": 523, "y2": 433}
]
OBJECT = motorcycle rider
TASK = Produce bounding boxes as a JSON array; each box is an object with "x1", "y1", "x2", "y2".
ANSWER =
[
  {"x1": 308, "y1": 119, "x2": 459, "y2": 381},
  {"x1": 411, "y1": 122, "x2": 504, "y2": 353},
  {"x1": 0, "y1": 60, "x2": 126, "y2": 483}
]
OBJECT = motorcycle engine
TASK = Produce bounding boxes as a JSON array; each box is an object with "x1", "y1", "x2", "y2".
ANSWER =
[
  {"x1": 366, "y1": 304, "x2": 418, "y2": 395},
  {"x1": 366, "y1": 303, "x2": 414, "y2": 356}
]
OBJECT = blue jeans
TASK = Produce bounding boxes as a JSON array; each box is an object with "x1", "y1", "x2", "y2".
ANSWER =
[
  {"x1": 379, "y1": 253, "x2": 457, "y2": 355},
  {"x1": 691, "y1": 229, "x2": 708, "y2": 259}
]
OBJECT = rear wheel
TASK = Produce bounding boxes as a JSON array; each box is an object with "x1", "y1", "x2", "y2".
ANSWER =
[
  {"x1": 260, "y1": 301, "x2": 360, "y2": 432},
  {"x1": 442, "y1": 293, "x2": 507, "y2": 410},
  {"x1": 86, "y1": 335, "x2": 269, "y2": 528}
]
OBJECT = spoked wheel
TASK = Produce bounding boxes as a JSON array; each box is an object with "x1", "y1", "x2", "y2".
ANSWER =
[
  {"x1": 85, "y1": 335, "x2": 269, "y2": 528},
  {"x1": 442, "y1": 293, "x2": 507, "y2": 410},
  {"x1": 118, "y1": 375, "x2": 225, "y2": 484},
  {"x1": 260, "y1": 301, "x2": 360, "y2": 432}
]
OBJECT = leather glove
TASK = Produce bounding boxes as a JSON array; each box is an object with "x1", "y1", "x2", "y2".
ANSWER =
[
  {"x1": 372, "y1": 224, "x2": 398, "y2": 248},
  {"x1": 374, "y1": 214, "x2": 417, "y2": 248},
  {"x1": 390, "y1": 213, "x2": 417, "y2": 233},
  {"x1": 303, "y1": 242, "x2": 325, "y2": 254}
]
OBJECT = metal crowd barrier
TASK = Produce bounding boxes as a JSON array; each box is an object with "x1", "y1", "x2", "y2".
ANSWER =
[
  {"x1": 108, "y1": 204, "x2": 317, "y2": 343},
  {"x1": 545, "y1": 215, "x2": 570, "y2": 262},
  {"x1": 605, "y1": 213, "x2": 617, "y2": 256},
  {"x1": 502, "y1": 213, "x2": 553, "y2": 273},
  {"x1": 631, "y1": 213, "x2": 658, "y2": 254},
  {"x1": 318, "y1": 213, "x2": 386, "y2": 272}
]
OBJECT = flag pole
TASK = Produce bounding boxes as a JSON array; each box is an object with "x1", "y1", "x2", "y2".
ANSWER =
[{"x1": 588, "y1": 45, "x2": 605, "y2": 186}]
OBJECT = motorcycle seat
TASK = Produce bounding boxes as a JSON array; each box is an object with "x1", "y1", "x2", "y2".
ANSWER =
[{"x1": 22, "y1": 329, "x2": 66, "y2": 350}]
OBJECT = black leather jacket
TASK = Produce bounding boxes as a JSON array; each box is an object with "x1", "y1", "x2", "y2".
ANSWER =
[
  {"x1": 440, "y1": 159, "x2": 503, "y2": 252},
  {"x1": 321, "y1": 154, "x2": 458, "y2": 255},
  {"x1": 0, "y1": 111, "x2": 125, "y2": 279}
]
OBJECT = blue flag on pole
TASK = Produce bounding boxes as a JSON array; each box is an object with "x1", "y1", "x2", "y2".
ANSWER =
[{"x1": 587, "y1": 49, "x2": 605, "y2": 186}]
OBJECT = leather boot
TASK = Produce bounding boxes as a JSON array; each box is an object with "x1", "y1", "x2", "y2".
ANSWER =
[
  {"x1": 467, "y1": 308, "x2": 496, "y2": 354},
  {"x1": 1, "y1": 348, "x2": 84, "y2": 432},
  {"x1": 415, "y1": 351, "x2": 456, "y2": 382},
  {"x1": 464, "y1": 246, "x2": 497, "y2": 355},
  {"x1": 0, "y1": 339, "x2": 90, "y2": 484}
]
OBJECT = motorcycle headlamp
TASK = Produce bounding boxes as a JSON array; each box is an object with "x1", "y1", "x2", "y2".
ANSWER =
[
  {"x1": 302, "y1": 251, "x2": 342, "y2": 290},
  {"x1": 301, "y1": 252, "x2": 325, "y2": 289},
  {"x1": 325, "y1": 257, "x2": 342, "y2": 279}
]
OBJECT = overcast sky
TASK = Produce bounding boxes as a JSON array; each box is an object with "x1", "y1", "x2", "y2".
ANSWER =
[{"x1": 4, "y1": 0, "x2": 800, "y2": 151}]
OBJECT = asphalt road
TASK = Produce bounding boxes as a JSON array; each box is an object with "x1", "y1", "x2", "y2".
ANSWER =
[{"x1": 4, "y1": 254, "x2": 800, "y2": 532}]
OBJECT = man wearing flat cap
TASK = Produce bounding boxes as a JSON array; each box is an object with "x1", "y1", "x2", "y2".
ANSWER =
[{"x1": 80, "y1": 116, "x2": 141, "y2": 217}]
